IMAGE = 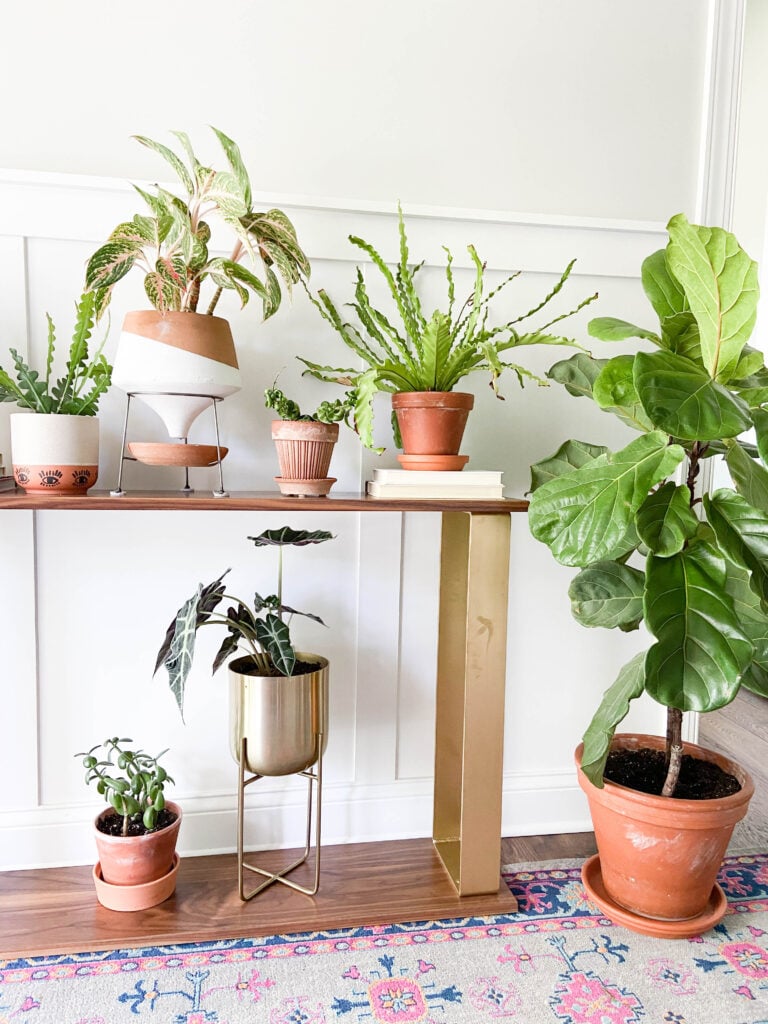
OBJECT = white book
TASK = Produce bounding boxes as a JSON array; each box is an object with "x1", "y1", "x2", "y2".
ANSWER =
[
  {"x1": 367, "y1": 480, "x2": 505, "y2": 499},
  {"x1": 371, "y1": 468, "x2": 503, "y2": 487}
]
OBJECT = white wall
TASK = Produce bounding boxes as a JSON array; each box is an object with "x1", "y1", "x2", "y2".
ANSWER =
[{"x1": 0, "y1": 0, "x2": 749, "y2": 868}]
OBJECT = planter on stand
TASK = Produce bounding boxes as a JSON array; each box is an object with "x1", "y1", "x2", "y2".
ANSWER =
[
  {"x1": 271, "y1": 420, "x2": 339, "y2": 497},
  {"x1": 576, "y1": 733, "x2": 754, "y2": 938},
  {"x1": 11, "y1": 413, "x2": 100, "y2": 494},
  {"x1": 229, "y1": 653, "x2": 329, "y2": 899},
  {"x1": 392, "y1": 391, "x2": 474, "y2": 471}
]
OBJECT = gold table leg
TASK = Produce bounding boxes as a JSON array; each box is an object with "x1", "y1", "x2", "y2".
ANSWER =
[{"x1": 433, "y1": 511, "x2": 511, "y2": 895}]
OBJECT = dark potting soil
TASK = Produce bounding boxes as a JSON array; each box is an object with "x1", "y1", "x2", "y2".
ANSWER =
[
  {"x1": 604, "y1": 747, "x2": 741, "y2": 800},
  {"x1": 234, "y1": 658, "x2": 322, "y2": 676},
  {"x1": 97, "y1": 807, "x2": 178, "y2": 838}
]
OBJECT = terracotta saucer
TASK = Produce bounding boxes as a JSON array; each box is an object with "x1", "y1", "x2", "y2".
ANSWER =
[
  {"x1": 581, "y1": 854, "x2": 727, "y2": 938},
  {"x1": 93, "y1": 853, "x2": 180, "y2": 912},
  {"x1": 275, "y1": 477, "x2": 337, "y2": 497},
  {"x1": 397, "y1": 454, "x2": 469, "y2": 471},
  {"x1": 128, "y1": 443, "x2": 228, "y2": 467}
]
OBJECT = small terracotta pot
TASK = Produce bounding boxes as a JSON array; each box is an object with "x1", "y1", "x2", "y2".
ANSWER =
[
  {"x1": 576, "y1": 734, "x2": 753, "y2": 926},
  {"x1": 391, "y1": 392, "x2": 474, "y2": 468},
  {"x1": 271, "y1": 420, "x2": 339, "y2": 496},
  {"x1": 94, "y1": 801, "x2": 182, "y2": 888}
]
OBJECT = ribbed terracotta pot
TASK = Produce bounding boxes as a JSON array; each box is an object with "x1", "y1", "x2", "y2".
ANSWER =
[
  {"x1": 576, "y1": 734, "x2": 753, "y2": 927},
  {"x1": 114, "y1": 310, "x2": 241, "y2": 438},
  {"x1": 94, "y1": 801, "x2": 182, "y2": 889},
  {"x1": 271, "y1": 420, "x2": 339, "y2": 496},
  {"x1": 229, "y1": 654, "x2": 329, "y2": 776},
  {"x1": 11, "y1": 413, "x2": 100, "y2": 494},
  {"x1": 392, "y1": 391, "x2": 474, "y2": 470}
]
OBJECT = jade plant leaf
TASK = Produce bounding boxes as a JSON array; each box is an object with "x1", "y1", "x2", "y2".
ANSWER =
[
  {"x1": 635, "y1": 481, "x2": 699, "y2": 556},
  {"x1": 666, "y1": 213, "x2": 759, "y2": 382},
  {"x1": 529, "y1": 439, "x2": 608, "y2": 493},
  {"x1": 705, "y1": 489, "x2": 768, "y2": 608},
  {"x1": 726, "y1": 441, "x2": 768, "y2": 513},
  {"x1": 580, "y1": 651, "x2": 646, "y2": 788},
  {"x1": 592, "y1": 355, "x2": 654, "y2": 432},
  {"x1": 633, "y1": 350, "x2": 752, "y2": 440},
  {"x1": 528, "y1": 431, "x2": 686, "y2": 567},
  {"x1": 546, "y1": 352, "x2": 608, "y2": 399},
  {"x1": 644, "y1": 541, "x2": 753, "y2": 711},
  {"x1": 568, "y1": 560, "x2": 645, "y2": 630}
]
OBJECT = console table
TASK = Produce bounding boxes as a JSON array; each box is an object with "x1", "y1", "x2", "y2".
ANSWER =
[{"x1": 0, "y1": 490, "x2": 527, "y2": 907}]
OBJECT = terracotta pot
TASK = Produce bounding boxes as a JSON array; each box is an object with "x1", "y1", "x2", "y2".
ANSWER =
[
  {"x1": 391, "y1": 391, "x2": 474, "y2": 470},
  {"x1": 271, "y1": 420, "x2": 339, "y2": 496},
  {"x1": 94, "y1": 801, "x2": 182, "y2": 888},
  {"x1": 11, "y1": 413, "x2": 100, "y2": 494},
  {"x1": 114, "y1": 310, "x2": 241, "y2": 438},
  {"x1": 576, "y1": 734, "x2": 753, "y2": 928},
  {"x1": 229, "y1": 654, "x2": 329, "y2": 776},
  {"x1": 93, "y1": 853, "x2": 180, "y2": 912}
]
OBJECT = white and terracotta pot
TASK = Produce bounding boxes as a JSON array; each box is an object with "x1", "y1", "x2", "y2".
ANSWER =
[
  {"x1": 11, "y1": 413, "x2": 100, "y2": 494},
  {"x1": 271, "y1": 420, "x2": 339, "y2": 496},
  {"x1": 114, "y1": 311, "x2": 242, "y2": 438}
]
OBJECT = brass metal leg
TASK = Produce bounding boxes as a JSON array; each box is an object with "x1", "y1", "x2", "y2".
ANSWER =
[
  {"x1": 433, "y1": 511, "x2": 511, "y2": 895},
  {"x1": 237, "y1": 736, "x2": 323, "y2": 901}
]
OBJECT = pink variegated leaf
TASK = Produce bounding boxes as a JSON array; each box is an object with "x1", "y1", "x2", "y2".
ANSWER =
[{"x1": 85, "y1": 241, "x2": 140, "y2": 289}]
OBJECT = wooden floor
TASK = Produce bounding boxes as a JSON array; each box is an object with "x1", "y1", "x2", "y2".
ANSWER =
[{"x1": 0, "y1": 832, "x2": 594, "y2": 961}]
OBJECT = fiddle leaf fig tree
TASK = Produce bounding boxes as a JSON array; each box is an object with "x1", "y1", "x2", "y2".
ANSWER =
[{"x1": 528, "y1": 213, "x2": 765, "y2": 797}]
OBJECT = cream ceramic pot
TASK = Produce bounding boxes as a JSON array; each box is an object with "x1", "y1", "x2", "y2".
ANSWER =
[{"x1": 11, "y1": 413, "x2": 100, "y2": 494}]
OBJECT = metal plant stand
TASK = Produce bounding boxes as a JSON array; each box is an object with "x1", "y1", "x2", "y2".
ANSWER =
[
  {"x1": 111, "y1": 392, "x2": 230, "y2": 497},
  {"x1": 237, "y1": 734, "x2": 324, "y2": 901}
]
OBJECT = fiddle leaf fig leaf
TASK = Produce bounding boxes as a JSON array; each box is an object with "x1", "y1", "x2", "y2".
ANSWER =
[
  {"x1": 641, "y1": 248, "x2": 687, "y2": 321},
  {"x1": 588, "y1": 317, "x2": 659, "y2": 344},
  {"x1": 580, "y1": 651, "x2": 646, "y2": 789},
  {"x1": 254, "y1": 613, "x2": 295, "y2": 676},
  {"x1": 528, "y1": 430, "x2": 686, "y2": 567},
  {"x1": 568, "y1": 560, "x2": 645, "y2": 630},
  {"x1": 666, "y1": 213, "x2": 759, "y2": 382},
  {"x1": 529, "y1": 439, "x2": 608, "y2": 493},
  {"x1": 635, "y1": 482, "x2": 699, "y2": 556},
  {"x1": 724, "y1": 557, "x2": 768, "y2": 698},
  {"x1": 644, "y1": 542, "x2": 753, "y2": 711},
  {"x1": 547, "y1": 352, "x2": 608, "y2": 399},
  {"x1": 705, "y1": 489, "x2": 768, "y2": 608},
  {"x1": 726, "y1": 441, "x2": 768, "y2": 513},
  {"x1": 752, "y1": 408, "x2": 768, "y2": 468},
  {"x1": 592, "y1": 355, "x2": 654, "y2": 432},
  {"x1": 633, "y1": 350, "x2": 752, "y2": 440}
]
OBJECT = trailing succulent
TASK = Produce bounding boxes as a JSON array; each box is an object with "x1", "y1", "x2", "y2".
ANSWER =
[
  {"x1": 301, "y1": 204, "x2": 596, "y2": 451},
  {"x1": 155, "y1": 527, "x2": 333, "y2": 718},
  {"x1": 528, "y1": 213, "x2": 765, "y2": 797},
  {"x1": 0, "y1": 291, "x2": 111, "y2": 414},
  {"x1": 85, "y1": 128, "x2": 310, "y2": 319}
]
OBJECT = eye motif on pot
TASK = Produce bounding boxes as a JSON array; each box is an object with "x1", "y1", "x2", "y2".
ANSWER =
[
  {"x1": 71, "y1": 468, "x2": 93, "y2": 487},
  {"x1": 39, "y1": 469, "x2": 64, "y2": 488},
  {"x1": 14, "y1": 467, "x2": 31, "y2": 484}
]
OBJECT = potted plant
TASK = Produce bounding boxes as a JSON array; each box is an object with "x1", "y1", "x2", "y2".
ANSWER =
[
  {"x1": 76, "y1": 736, "x2": 181, "y2": 911},
  {"x1": 528, "y1": 212, "x2": 762, "y2": 937},
  {"x1": 264, "y1": 382, "x2": 356, "y2": 496},
  {"x1": 300, "y1": 204, "x2": 596, "y2": 468},
  {"x1": 84, "y1": 127, "x2": 311, "y2": 455},
  {"x1": 0, "y1": 291, "x2": 111, "y2": 494}
]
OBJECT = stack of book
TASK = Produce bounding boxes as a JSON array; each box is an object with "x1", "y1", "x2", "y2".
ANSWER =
[
  {"x1": 366, "y1": 468, "x2": 504, "y2": 499},
  {"x1": 0, "y1": 454, "x2": 17, "y2": 492}
]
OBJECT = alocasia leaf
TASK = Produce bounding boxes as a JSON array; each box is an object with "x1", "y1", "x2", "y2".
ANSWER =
[
  {"x1": 568, "y1": 560, "x2": 645, "y2": 630},
  {"x1": 248, "y1": 527, "x2": 334, "y2": 547},
  {"x1": 254, "y1": 613, "x2": 295, "y2": 676},
  {"x1": 580, "y1": 651, "x2": 646, "y2": 788}
]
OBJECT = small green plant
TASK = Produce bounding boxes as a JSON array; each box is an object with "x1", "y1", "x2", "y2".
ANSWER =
[
  {"x1": 265, "y1": 383, "x2": 356, "y2": 425},
  {"x1": 85, "y1": 127, "x2": 310, "y2": 319},
  {"x1": 76, "y1": 737, "x2": 174, "y2": 835},
  {"x1": 0, "y1": 291, "x2": 111, "y2": 414},
  {"x1": 156, "y1": 527, "x2": 333, "y2": 718},
  {"x1": 301, "y1": 204, "x2": 596, "y2": 450}
]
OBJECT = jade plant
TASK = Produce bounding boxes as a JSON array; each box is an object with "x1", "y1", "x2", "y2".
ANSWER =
[
  {"x1": 76, "y1": 737, "x2": 175, "y2": 835},
  {"x1": 85, "y1": 128, "x2": 310, "y2": 319},
  {"x1": 528, "y1": 213, "x2": 766, "y2": 797},
  {"x1": 155, "y1": 527, "x2": 333, "y2": 718},
  {"x1": 300, "y1": 204, "x2": 596, "y2": 450},
  {"x1": 265, "y1": 383, "x2": 356, "y2": 426},
  {"x1": 0, "y1": 291, "x2": 111, "y2": 414}
]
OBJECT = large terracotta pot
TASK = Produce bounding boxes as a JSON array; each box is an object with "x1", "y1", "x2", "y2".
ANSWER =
[
  {"x1": 576, "y1": 734, "x2": 753, "y2": 930},
  {"x1": 391, "y1": 391, "x2": 474, "y2": 470},
  {"x1": 94, "y1": 800, "x2": 182, "y2": 888},
  {"x1": 113, "y1": 311, "x2": 241, "y2": 438},
  {"x1": 271, "y1": 420, "x2": 339, "y2": 496},
  {"x1": 11, "y1": 413, "x2": 100, "y2": 494},
  {"x1": 229, "y1": 654, "x2": 329, "y2": 776}
]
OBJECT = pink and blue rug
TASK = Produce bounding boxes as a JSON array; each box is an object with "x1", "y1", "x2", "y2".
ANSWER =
[{"x1": 2, "y1": 854, "x2": 768, "y2": 1023}]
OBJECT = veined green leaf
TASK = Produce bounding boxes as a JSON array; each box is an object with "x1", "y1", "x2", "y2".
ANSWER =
[
  {"x1": 661, "y1": 312, "x2": 702, "y2": 363},
  {"x1": 547, "y1": 353, "x2": 608, "y2": 399},
  {"x1": 248, "y1": 527, "x2": 333, "y2": 548},
  {"x1": 726, "y1": 441, "x2": 768, "y2": 512},
  {"x1": 588, "y1": 317, "x2": 659, "y2": 344},
  {"x1": 724, "y1": 556, "x2": 768, "y2": 698},
  {"x1": 752, "y1": 408, "x2": 768, "y2": 468},
  {"x1": 568, "y1": 560, "x2": 645, "y2": 630},
  {"x1": 422, "y1": 311, "x2": 452, "y2": 390},
  {"x1": 580, "y1": 651, "x2": 647, "y2": 788},
  {"x1": 635, "y1": 481, "x2": 699, "y2": 556},
  {"x1": 254, "y1": 613, "x2": 295, "y2": 676},
  {"x1": 666, "y1": 213, "x2": 759, "y2": 382},
  {"x1": 634, "y1": 349, "x2": 752, "y2": 440},
  {"x1": 529, "y1": 439, "x2": 608, "y2": 492},
  {"x1": 592, "y1": 355, "x2": 654, "y2": 432},
  {"x1": 641, "y1": 248, "x2": 687, "y2": 321},
  {"x1": 705, "y1": 489, "x2": 768, "y2": 608},
  {"x1": 528, "y1": 431, "x2": 686, "y2": 567},
  {"x1": 644, "y1": 542, "x2": 752, "y2": 711},
  {"x1": 164, "y1": 589, "x2": 202, "y2": 718}
]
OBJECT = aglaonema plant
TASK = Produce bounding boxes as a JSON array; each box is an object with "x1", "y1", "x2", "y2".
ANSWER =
[
  {"x1": 155, "y1": 527, "x2": 333, "y2": 718},
  {"x1": 528, "y1": 213, "x2": 766, "y2": 797}
]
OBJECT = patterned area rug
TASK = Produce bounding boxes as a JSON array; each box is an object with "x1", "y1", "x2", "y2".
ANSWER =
[{"x1": 2, "y1": 854, "x2": 768, "y2": 1023}]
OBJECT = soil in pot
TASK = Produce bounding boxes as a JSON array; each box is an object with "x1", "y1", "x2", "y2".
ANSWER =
[
  {"x1": 97, "y1": 807, "x2": 178, "y2": 839},
  {"x1": 604, "y1": 747, "x2": 742, "y2": 799}
]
